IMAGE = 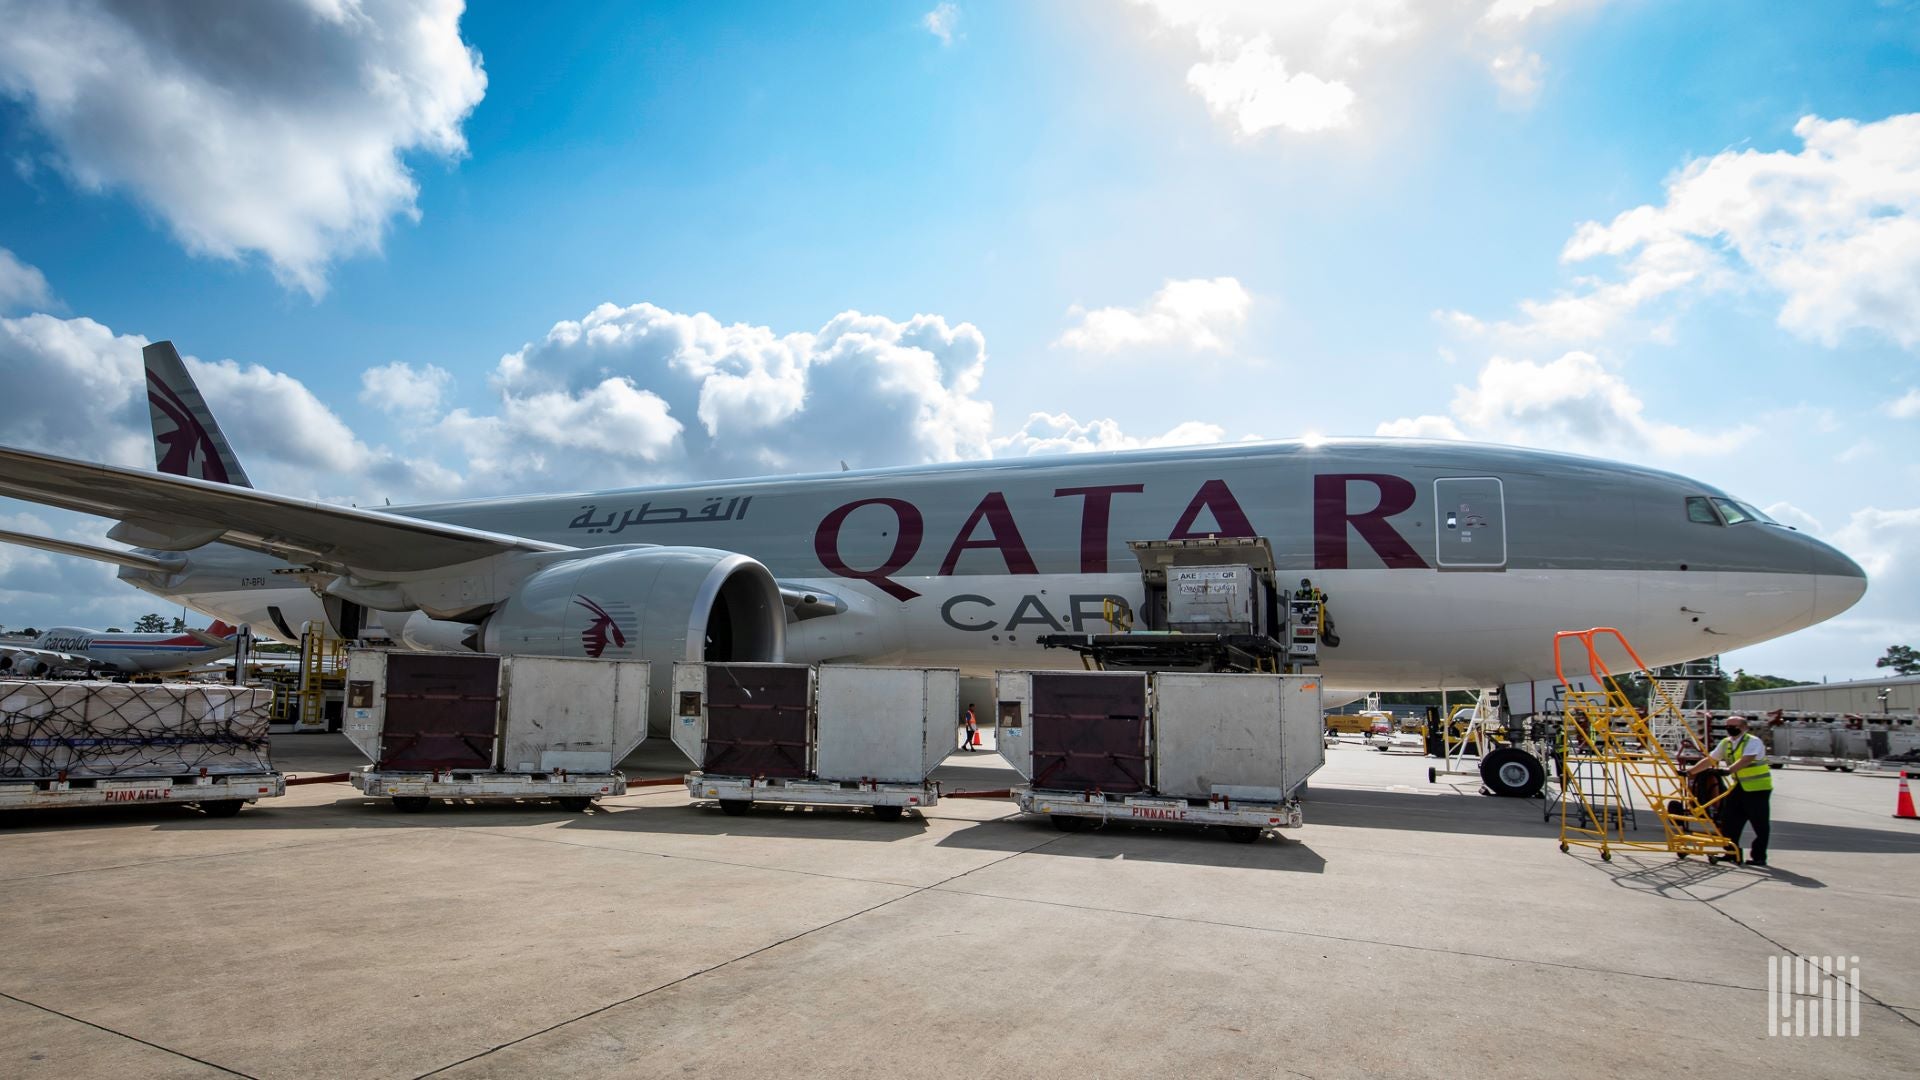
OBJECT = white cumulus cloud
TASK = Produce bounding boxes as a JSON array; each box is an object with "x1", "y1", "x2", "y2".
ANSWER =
[
  {"x1": 1056, "y1": 277, "x2": 1251, "y2": 353},
  {"x1": 1883, "y1": 388, "x2": 1920, "y2": 419},
  {"x1": 0, "y1": 0, "x2": 487, "y2": 297},
  {"x1": 992, "y1": 412, "x2": 1227, "y2": 456},
  {"x1": 0, "y1": 248, "x2": 52, "y2": 312},
  {"x1": 1375, "y1": 352, "x2": 1756, "y2": 459},
  {"x1": 923, "y1": 3, "x2": 960, "y2": 45},
  {"x1": 361, "y1": 361, "x2": 452, "y2": 419},
  {"x1": 1446, "y1": 113, "x2": 1920, "y2": 350},
  {"x1": 1128, "y1": 0, "x2": 1598, "y2": 137}
]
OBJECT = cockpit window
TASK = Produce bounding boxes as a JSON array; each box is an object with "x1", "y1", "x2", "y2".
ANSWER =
[
  {"x1": 1709, "y1": 498, "x2": 1774, "y2": 525},
  {"x1": 1686, "y1": 496, "x2": 1721, "y2": 525}
]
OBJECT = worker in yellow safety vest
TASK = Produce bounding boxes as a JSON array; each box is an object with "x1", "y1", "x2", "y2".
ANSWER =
[{"x1": 1686, "y1": 714, "x2": 1773, "y2": 867}]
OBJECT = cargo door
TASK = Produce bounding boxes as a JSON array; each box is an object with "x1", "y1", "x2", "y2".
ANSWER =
[
  {"x1": 378, "y1": 653, "x2": 501, "y2": 771},
  {"x1": 702, "y1": 663, "x2": 811, "y2": 778},
  {"x1": 1029, "y1": 672, "x2": 1148, "y2": 793},
  {"x1": 1433, "y1": 477, "x2": 1506, "y2": 569}
]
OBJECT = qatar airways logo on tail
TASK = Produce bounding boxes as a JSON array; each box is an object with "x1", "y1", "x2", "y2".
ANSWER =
[
  {"x1": 147, "y1": 371, "x2": 231, "y2": 484},
  {"x1": 574, "y1": 596, "x2": 634, "y2": 658}
]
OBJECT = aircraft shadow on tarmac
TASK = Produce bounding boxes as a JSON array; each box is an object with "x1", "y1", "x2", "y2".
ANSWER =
[
  {"x1": 560, "y1": 798, "x2": 935, "y2": 842},
  {"x1": 933, "y1": 815, "x2": 1332, "y2": 874},
  {"x1": 1305, "y1": 785, "x2": 1920, "y2": 859}
]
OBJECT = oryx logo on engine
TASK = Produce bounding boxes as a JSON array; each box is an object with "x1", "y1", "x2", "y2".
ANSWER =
[{"x1": 574, "y1": 595, "x2": 631, "y2": 658}]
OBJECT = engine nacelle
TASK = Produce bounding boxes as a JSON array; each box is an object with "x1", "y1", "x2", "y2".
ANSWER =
[{"x1": 479, "y1": 544, "x2": 784, "y2": 673}]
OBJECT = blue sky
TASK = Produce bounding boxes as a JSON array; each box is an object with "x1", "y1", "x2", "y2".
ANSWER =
[{"x1": 0, "y1": 0, "x2": 1916, "y2": 679}]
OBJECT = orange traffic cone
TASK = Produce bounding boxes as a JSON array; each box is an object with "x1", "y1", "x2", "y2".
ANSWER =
[
  {"x1": 971, "y1": 729, "x2": 982, "y2": 748},
  {"x1": 1896, "y1": 772, "x2": 1918, "y2": 820}
]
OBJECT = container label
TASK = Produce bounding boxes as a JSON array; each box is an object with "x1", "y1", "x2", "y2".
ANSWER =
[{"x1": 104, "y1": 784, "x2": 172, "y2": 803}]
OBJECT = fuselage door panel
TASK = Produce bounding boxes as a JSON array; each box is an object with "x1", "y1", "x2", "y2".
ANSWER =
[{"x1": 1434, "y1": 477, "x2": 1506, "y2": 570}]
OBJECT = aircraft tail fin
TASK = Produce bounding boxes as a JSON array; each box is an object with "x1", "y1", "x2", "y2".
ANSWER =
[
  {"x1": 188, "y1": 620, "x2": 238, "y2": 646},
  {"x1": 144, "y1": 341, "x2": 252, "y2": 487}
]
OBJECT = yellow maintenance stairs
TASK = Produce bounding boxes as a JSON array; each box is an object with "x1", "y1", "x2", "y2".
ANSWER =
[{"x1": 1553, "y1": 627, "x2": 1736, "y2": 862}]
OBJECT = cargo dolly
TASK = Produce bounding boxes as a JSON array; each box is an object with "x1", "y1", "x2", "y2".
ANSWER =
[
  {"x1": 351, "y1": 768, "x2": 625, "y2": 813},
  {"x1": 0, "y1": 680, "x2": 284, "y2": 817},
  {"x1": 1013, "y1": 788, "x2": 1302, "y2": 841},
  {"x1": 0, "y1": 770, "x2": 284, "y2": 816},
  {"x1": 682, "y1": 774, "x2": 937, "y2": 820},
  {"x1": 673, "y1": 662, "x2": 954, "y2": 821},
  {"x1": 996, "y1": 669, "x2": 1324, "y2": 843},
  {"x1": 343, "y1": 650, "x2": 650, "y2": 813}
]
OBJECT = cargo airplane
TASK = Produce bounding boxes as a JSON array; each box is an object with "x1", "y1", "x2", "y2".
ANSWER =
[
  {"x1": 0, "y1": 616, "x2": 237, "y2": 677},
  {"x1": 0, "y1": 341, "x2": 1867, "y2": 721}
]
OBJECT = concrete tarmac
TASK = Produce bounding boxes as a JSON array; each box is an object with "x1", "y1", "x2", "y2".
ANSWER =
[{"x1": 3, "y1": 735, "x2": 1917, "y2": 1078}]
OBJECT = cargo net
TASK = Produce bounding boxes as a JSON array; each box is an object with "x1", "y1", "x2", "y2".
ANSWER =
[{"x1": 0, "y1": 681, "x2": 273, "y2": 780}]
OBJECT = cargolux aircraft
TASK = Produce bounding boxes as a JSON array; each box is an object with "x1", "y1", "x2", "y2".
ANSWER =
[
  {"x1": 0, "y1": 341, "x2": 1866, "y2": 716},
  {"x1": 0, "y1": 618, "x2": 237, "y2": 677}
]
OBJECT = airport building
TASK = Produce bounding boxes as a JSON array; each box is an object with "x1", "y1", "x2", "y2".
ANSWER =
[{"x1": 1730, "y1": 673, "x2": 1920, "y2": 717}]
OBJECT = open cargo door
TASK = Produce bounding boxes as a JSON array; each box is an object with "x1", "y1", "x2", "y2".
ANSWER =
[{"x1": 378, "y1": 653, "x2": 501, "y2": 771}]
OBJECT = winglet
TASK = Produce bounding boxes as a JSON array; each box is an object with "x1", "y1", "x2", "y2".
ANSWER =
[{"x1": 144, "y1": 340, "x2": 252, "y2": 487}]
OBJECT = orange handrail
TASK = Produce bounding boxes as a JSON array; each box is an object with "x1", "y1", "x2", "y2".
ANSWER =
[{"x1": 1552, "y1": 626, "x2": 1655, "y2": 690}]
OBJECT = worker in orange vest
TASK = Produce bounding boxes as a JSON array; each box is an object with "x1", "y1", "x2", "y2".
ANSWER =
[{"x1": 961, "y1": 704, "x2": 979, "y2": 752}]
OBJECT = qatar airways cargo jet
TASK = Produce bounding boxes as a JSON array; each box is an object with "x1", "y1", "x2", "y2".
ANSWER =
[{"x1": 0, "y1": 341, "x2": 1866, "y2": 711}]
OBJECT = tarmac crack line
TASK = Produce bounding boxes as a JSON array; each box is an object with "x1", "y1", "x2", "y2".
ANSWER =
[
  {"x1": 1680, "y1": 883, "x2": 1920, "y2": 1029},
  {"x1": 0, "y1": 989, "x2": 256, "y2": 1078},
  {"x1": 409, "y1": 831, "x2": 1071, "y2": 1079}
]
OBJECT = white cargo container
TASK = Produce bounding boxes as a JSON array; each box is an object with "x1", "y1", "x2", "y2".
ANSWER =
[
  {"x1": 814, "y1": 666, "x2": 958, "y2": 783},
  {"x1": 343, "y1": 650, "x2": 649, "y2": 812},
  {"x1": 997, "y1": 669, "x2": 1323, "y2": 842},
  {"x1": 1152, "y1": 672, "x2": 1323, "y2": 801},
  {"x1": 672, "y1": 662, "x2": 945, "y2": 820}
]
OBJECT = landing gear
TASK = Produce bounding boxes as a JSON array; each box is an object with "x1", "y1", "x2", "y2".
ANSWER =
[{"x1": 1479, "y1": 748, "x2": 1548, "y2": 799}]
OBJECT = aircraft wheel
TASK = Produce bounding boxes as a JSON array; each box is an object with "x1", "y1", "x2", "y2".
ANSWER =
[
  {"x1": 873, "y1": 805, "x2": 905, "y2": 822},
  {"x1": 718, "y1": 799, "x2": 751, "y2": 817},
  {"x1": 200, "y1": 800, "x2": 245, "y2": 818},
  {"x1": 1479, "y1": 748, "x2": 1547, "y2": 798}
]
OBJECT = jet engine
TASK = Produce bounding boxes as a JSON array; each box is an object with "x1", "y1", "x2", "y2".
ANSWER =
[{"x1": 479, "y1": 546, "x2": 784, "y2": 669}]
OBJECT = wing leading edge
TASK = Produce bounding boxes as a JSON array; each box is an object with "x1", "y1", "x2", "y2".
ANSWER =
[{"x1": 0, "y1": 444, "x2": 571, "y2": 576}]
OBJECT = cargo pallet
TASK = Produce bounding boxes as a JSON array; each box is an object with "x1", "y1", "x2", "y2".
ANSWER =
[
  {"x1": 0, "y1": 771, "x2": 284, "y2": 816},
  {"x1": 351, "y1": 768, "x2": 625, "y2": 812},
  {"x1": 684, "y1": 773, "x2": 938, "y2": 820},
  {"x1": 1016, "y1": 788, "x2": 1301, "y2": 842}
]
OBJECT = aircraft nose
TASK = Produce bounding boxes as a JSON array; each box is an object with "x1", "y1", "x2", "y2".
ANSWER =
[{"x1": 1809, "y1": 537, "x2": 1867, "y2": 624}]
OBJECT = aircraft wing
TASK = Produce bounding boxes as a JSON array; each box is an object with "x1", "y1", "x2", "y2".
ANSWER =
[{"x1": 0, "y1": 445, "x2": 572, "y2": 575}]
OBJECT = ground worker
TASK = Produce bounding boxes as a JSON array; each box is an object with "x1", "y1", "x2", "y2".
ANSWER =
[
  {"x1": 960, "y1": 703, "x2": 979, "y2": 752},
  {"x1": 1686, "y1": 714, "x2": 1772, "y2": 867}
]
